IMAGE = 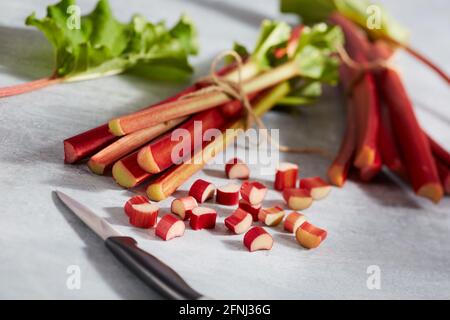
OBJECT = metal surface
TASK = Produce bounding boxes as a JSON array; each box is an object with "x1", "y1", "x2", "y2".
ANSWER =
[{"x1": 56, "y1": 191, "x2": 122, "y2": 241}]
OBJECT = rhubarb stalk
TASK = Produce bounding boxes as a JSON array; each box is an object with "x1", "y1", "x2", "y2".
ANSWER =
[
  {"x1": 327, "y1": 88, "x2": 356, "y2": 187},
  {"x1": 88, "y1": 117, "x2": 185, "y2": 174},
  {"x1": 377, "y1": 68, "x2": 443, "y2": 203},
  {"x1": 109, "y1": 60, "x2": 300, "y2": 136},
  {"x1": 64, "y1": 63, "x2": 238, "y2": 163},
  {"x1": 330, "y1": 13, "x2": 380, "y2": 169},
  {"x1": 0, "y1": 76, "x2": 62, "y2": 98}
]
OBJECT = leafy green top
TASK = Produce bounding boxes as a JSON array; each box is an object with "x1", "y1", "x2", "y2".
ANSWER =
[
  {"x1": 233, "y1": 20, "x2": 343, "y2": 106},
  {"x1": 26, "y1": 0, "x2": 198, "y2": 82},
  {"x1": 280, "y1": 0, "x2": 409, "y2": 45}
]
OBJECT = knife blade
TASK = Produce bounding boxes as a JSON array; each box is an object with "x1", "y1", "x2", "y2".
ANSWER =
[{"x1": 56, "y1": 190, "x2": 203, "y2": 300}]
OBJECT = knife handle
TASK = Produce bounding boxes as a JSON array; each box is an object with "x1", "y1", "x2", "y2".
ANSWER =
[{"x1": 105, "y1": 236, "x2": 202, "y2": 300}]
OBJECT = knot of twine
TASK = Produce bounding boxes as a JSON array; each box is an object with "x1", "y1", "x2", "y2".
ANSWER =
[
  {"x1": 180, "y1": 50, "x2": 331, "y2": 158},
  {"x1": 336, "y1": 43, "x2": 392, "y2": 96}
]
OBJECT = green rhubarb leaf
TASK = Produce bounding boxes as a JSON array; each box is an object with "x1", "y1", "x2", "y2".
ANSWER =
[
  {"x1": 251, "y1": 20, "x2": 291, "y2": 68},
  {"x1": 280, "y1": 0, "x2": 409, "y2": 45},
  {"x1": 294, "y1": 23, "x2": 342, "y2": 84},
  {"x1": 278, "y1": 80, "x2": 322, "y2": 106},
  {"x1": 25, "y1": 0, "x2": 198, "y2": 81}
]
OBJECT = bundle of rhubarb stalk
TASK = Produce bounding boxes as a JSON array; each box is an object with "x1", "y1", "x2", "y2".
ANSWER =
[
  {"x1": 282, "y1": 0, "x2": 450, "y2": 203},
  {"x1": 64, "y1": 20, "x2": 343, "y2": 202}
]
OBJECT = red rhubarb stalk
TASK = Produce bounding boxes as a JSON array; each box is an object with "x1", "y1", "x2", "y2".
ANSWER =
[
  {"x1": 436, "y1": 160, "x2": 450, "y2": 195},
  {"x1": 359, "y1": 149, "x2": 382, "y2": 182},
  {"x1": 112, "y1": 151, "x2": 152, "y2": 188},
  {"x1": 108, "y1": 60, "x2": 300, "y2": 136},
  {"x1": 137, "y1": 108, "x2": 231, "y2": 174},
  {"x1": 377, "y1": 68, "x2": 443, "y2": 203},
  {"x1": 64, "y1": 85, "x2": 198, "y2": 164},
  {"x1": 427, "y1": 136, "x2": 450, "y2": 168},
  {"x1": 378, "y1": 102, "x2": 406, "y2": 176},
  {"x1": 64, "y1": 124, "x2": 118, "y2": 164},
  {"x1": 327, "y1": 81, "x2": 356, "y2": 187},
  {"x1": 145, "y1": 82, "x2": 291, "y2": 201},
  {"x1": 330, "y1": 13, "x2": 380, "y2": 168},
  {"x1": 0, "y1": 76, "x2": 62, "y2": 98},
  {"x1": 63, "y1": 63, "x2": 238, "y2": 163},
  {"x1": 88, "y1": 117, "x2": 185, "y2": 174}
]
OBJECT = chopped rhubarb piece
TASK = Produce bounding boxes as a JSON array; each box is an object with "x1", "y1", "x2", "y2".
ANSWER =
[
  {"x1": 171, "y1": 196, "x2": 198, "y2": 220},
  {"x1": 258, "y1": 206, "x2": 285, "y2": 227},
  {"x1": 299, "y1": 177, "x2": 331, "y2": 200},
  {"x1": 225, "y1": 158, "x2": 250, "y2": 180},
  {"x1": 284, "y1": 212, "x2": 307, "y2": 233},
  {"x1": 274, "y1": 162, "x2": 299, "y2": 191},
  {"x1": 128, "y1": 202, "x2": 159, "y2": 229},
  {"x1": 243, "y1": 227, "x2": 273, "y2": 252},
  {"x1": 112, "y1": 152, "x2": 152, "y2": 188},
  {"x1": 155, "y1": 214, "x2": 185, "y2": 241},
  {"x1": 189, "y1": 207, "x2": 217, "y2": 230},
  {"x1": 295, "y1": 222, "x2": 327, "y2": 249},
  {"x1": 282, "y1": 188, "x2": 313, "y2": 210},
  {"x1": 238, "y1": 199, "x2": 262, "y2": 222},
  {"x1": 240, "y1": 181, "x2": 267, "y2": 205},
  {"x1": 188, "y1": 179, "x2": 216, "y2": 203},
  {"x1": 124, "y1": 195, "x2": 149, "y2": 217},
  {"x1": 224, "y1": 208, "x2": 253, "y2": 234},
  {"x1": 216, "y1": 183, "x2": 240, "y2": 205}
]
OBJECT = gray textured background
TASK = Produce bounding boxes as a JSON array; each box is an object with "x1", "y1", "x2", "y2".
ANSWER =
[{"x1": 0, "y1": 0, "x2": 449, "y2": 299}]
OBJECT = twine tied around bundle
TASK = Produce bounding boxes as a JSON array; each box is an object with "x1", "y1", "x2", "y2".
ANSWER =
[
  {"x1": 179, "y1": 50, "x2": 331, "y2": 158},
  {"x1": 335, "y1": 43, "x2": 392, "y2": 96}
]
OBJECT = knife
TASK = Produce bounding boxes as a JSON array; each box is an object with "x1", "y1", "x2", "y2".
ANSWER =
[{"x1": 55, "y1": 190, "x2": 203, "y2": 300}]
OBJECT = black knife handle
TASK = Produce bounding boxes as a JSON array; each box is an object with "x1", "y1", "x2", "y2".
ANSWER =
[{"x1": 105, "y1": 236, "x2": 202, "y2": 300}]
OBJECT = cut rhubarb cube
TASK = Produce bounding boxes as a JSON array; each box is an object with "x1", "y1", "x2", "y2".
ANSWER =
[
  {"x1": 128, "y1": 202, "x2": 159, "y2": 228},
  {"x1": 189, "y1": 179, "x2": 216, "y2": 203},
  {"x1": 225, "y1": 158, "x2": 250, "y2": 179},
  {"x1": 238, "y1": 199, "x2": 261, "y2": 221},
  {"x1": 284, "y1": 212, "x2": 307, "y2": 233},
  {"x1": 155, "y1": 214, "x2": 185, "y2": 241},
  {"x1": 282, "y1": 188, "x2": 313, "y2": 210},
  {"x1": 296, "y1": 221, "x2": 327, "y2": 249},
  {"x1": 258, "y1": 206, "x2": 285, "y2": 226},
  {"x1": 299, "y1": 177, "x2": 331, "y2": 200},
  {"x1": 190, "y1": 207, "x2": 217, "y2": 230},
  {"x1": 243, "y1": 227, "x2": 273, "y2": 252},
  {"x1": 240, "y1": 181, "x2": 267, "y2": 205},
  {"x1": 216, "y1": 183, "x2": 240, "y2": 205},
  {"x1": 274, "y1": 162, "x2": 298, "y2": 191},
  {"x1": 224, "y1": 208, "x2": 253, "y2": 234},
  {"x1": 171, "y1": 196, "x2": 198, "y2": 220},
  {"x1": 124, "y1": 195, "x2": 150, "y2": 217}
]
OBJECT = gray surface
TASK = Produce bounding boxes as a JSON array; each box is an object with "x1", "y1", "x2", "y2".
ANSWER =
[{"x1": 0, "y1": 0, "x2": 449, "y2": 300}]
